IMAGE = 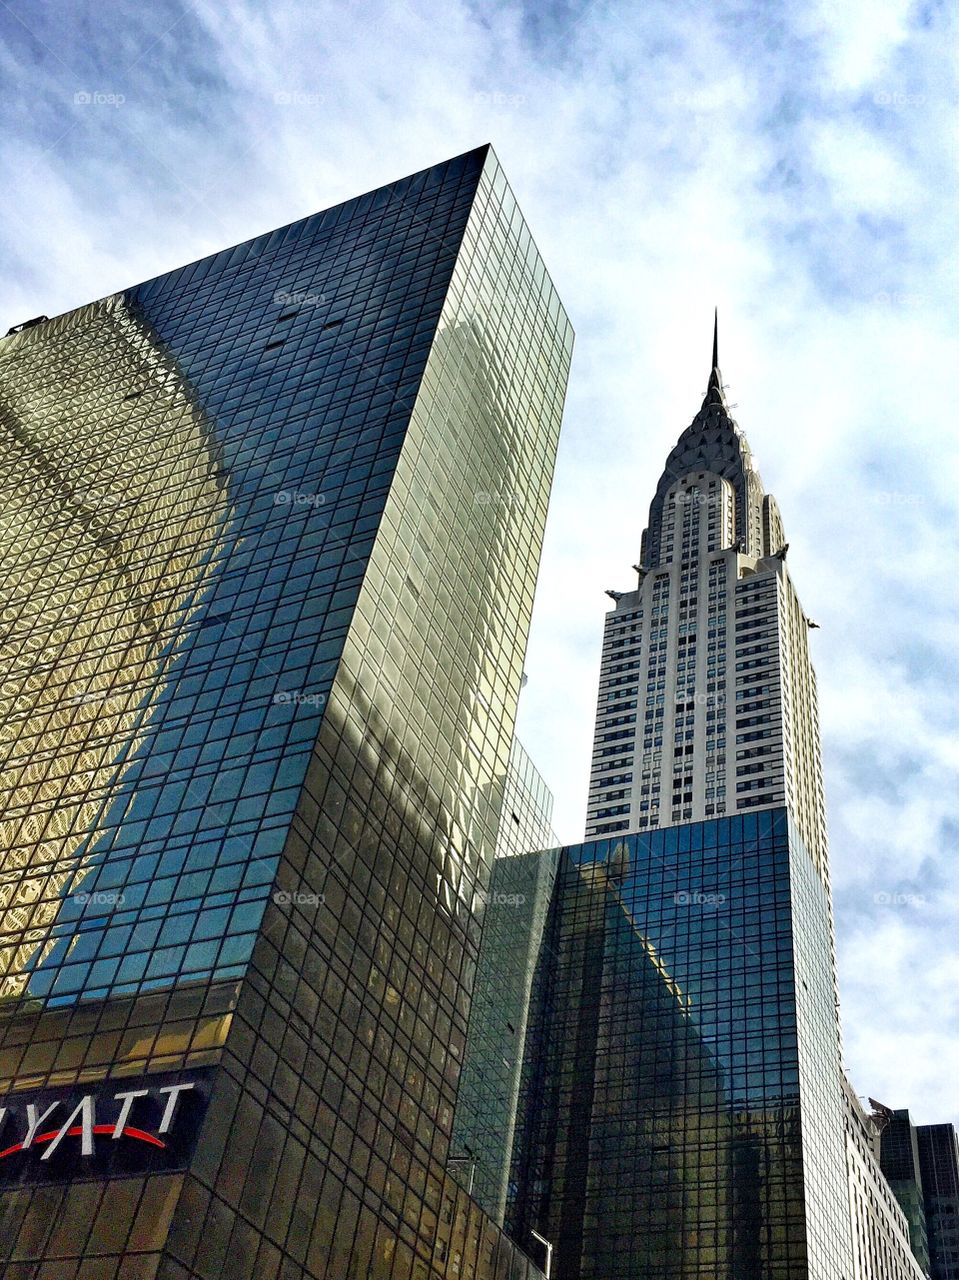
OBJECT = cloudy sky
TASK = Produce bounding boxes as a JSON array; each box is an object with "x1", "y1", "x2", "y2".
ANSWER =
[{"x1": 3, "y1": 0, "x2": 957, "y2": 1127}]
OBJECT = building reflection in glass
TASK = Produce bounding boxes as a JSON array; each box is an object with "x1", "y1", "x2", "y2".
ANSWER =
[
  {"x1": 495, "y1": 811, "x2": 845, "y2": 1278},
  {"x1": 0, "y1": 295, "x2": 231, "y2": 1000}
]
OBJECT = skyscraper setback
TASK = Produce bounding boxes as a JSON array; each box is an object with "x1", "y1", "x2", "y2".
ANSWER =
[{"x1": 0, "y1": 147, "x2": 572, "y2": 1279}]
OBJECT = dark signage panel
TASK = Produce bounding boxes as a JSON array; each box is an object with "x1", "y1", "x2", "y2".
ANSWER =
[{"x1": 0, "y1": 1067, "x2": 214, "y2": 1185}]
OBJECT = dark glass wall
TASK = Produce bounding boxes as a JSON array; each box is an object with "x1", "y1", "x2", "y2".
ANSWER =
[
  {"x1": 495, "y1": 810, "x2": 852, "y2": 1278},
  {"x1": 880, "y1": 1111, "x2": 931, "y2": 1273},
  {"x1": 918, "y1": 1125, "x2": 959, "y2": 1279}
]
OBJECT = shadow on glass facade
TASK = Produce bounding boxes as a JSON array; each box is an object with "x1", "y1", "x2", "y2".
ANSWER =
[
  {"x1": 474, "y1": 809, "x2": 854, "y2": 1278},
  {"x1": 0, "y1": 145, "x2": 572, "y2": 1278}
]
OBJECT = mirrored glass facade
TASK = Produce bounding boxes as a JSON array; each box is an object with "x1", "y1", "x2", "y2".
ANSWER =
[
  {"x1": 474, "y1": 810, "x2": 853, "y2": 1278},
  {"x1": 0, "y1": 145, "x2": 572, "y2": 1278},
  {"x1": 493, "y1": 738, "x2": 560, "y2": 864}
]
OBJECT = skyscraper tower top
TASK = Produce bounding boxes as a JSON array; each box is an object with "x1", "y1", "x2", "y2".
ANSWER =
[
  {"x1": 587, "y1": 317, "x2": 825, "y2": 881},
  {"x1": 640, "y1": 313, "x2": 779, "y2": 572}
]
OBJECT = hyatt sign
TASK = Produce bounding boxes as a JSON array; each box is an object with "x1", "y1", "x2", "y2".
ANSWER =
[{"x1": 0, "y1": 1069, "x2": 212, "y2": 1184}]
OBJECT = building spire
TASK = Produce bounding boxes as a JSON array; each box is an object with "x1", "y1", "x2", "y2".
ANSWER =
[{"x1": 705, "y1": 307, "x2": 723, "y2": 402}]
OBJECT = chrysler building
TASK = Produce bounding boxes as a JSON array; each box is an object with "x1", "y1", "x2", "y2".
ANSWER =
[{"x1": 585, "y1": 315, "x2": 829, "y2": 881}]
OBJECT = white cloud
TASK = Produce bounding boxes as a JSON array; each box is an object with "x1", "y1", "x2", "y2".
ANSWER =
[
  {"x1": 793, "y1": 0, "x2": 915, "y2": 91},
  {"x1": 809, "y1": 118, "x2": 914, "y2": 214}
]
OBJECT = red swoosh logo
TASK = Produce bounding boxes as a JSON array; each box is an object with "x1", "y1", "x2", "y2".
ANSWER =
[{"x1": 0, "y1": 1124, "x2": 166, "y2": 1160}]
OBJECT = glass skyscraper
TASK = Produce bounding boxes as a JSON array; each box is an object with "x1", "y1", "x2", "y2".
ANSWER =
[
  {"x1": 458, "y1": 324, "x2": 919, "y2": 1277},
  {"x1": 0, "y1": 146, "x2": 572, "y2": 1278}
]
